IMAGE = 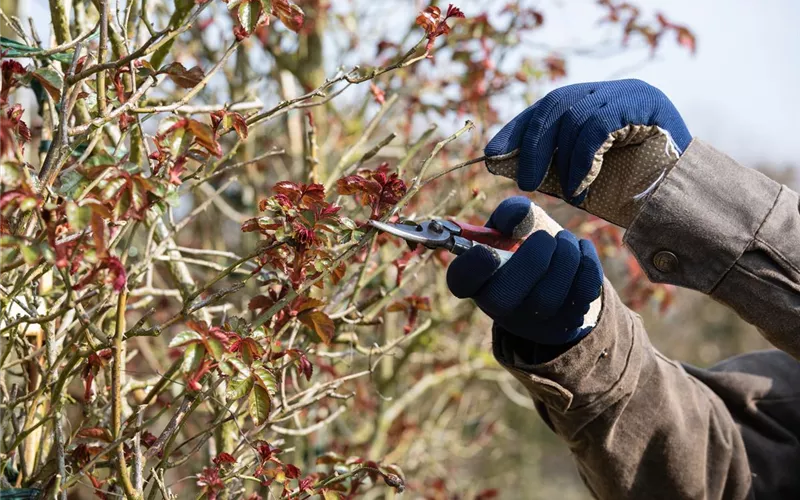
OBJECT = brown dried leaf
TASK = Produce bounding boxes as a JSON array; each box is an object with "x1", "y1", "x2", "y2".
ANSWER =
[
  {"x1": 299, "y1": 310, "x2": 334, "y2": 344},
  {"x1": 187, "y1": 119, "x2": 222, "y2": 157},
  {"x1": 162, "y1": 62, "x2": 205, "y2": 89}
]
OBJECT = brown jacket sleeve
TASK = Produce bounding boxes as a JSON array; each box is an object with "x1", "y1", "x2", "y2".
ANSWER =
[
  {"x1": 494, "y1": 282, "x2": 754, "y2": 499},
  {"x1": 624, "y1": 139, "x2": 800, "y2": 358},
  {"x1": 493, "y1": 140, "x2": 800, "y2": 499}
]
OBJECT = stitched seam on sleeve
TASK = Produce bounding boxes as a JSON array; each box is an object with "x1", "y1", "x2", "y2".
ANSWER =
[
  {"x1": 729, "y1": 261, "x2": 800, "y2": 296},
  {"x1": 755, "y1": 237, "x2": 800, "y2": 276},
  {"x1": 709, "y1": 185, "x2": 785, "y2": 295},
  {"x1": 566, "y1": 308, "x2": 639, "y2": 413}
]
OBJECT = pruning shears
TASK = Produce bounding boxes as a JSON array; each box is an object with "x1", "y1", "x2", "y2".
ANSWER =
[{"x1": 368, "y1": 218, "x2": 523, "y2": 268}]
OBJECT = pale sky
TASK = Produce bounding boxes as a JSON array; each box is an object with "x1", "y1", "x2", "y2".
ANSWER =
[{"x1": 510, "y1": 0, "x2": 800, "y2": 167}]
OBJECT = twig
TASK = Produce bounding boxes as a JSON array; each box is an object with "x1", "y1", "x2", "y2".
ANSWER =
[
  {"x1": 348, "y1": 132, "x2": 397, "y2": 174},
  {"x1": 133, "y1": 406, "x2": 145, "y2": 495},
  {"x1": 0, "y1": 8, "x2": 29, "y2": 41},
  {"x1": 188, "y1": 282, "x2": 245, "y2": 313},
  {"x1": 369, "y1": 357, "x2": 486, "y2": 458},
  {"x1": 270, "y1": 406, "x2": 346, "y2": 436},
  {"x1": 13, "y1": 22, "x2": 99, "y2": 58},
  {"x1": 171, "y1": 99, "x2": 264, "y2": 114},
  {"x1": 397, "y1": 123, "x2": 437, "y2": 176},
  {"x1": 386, "y1": 120, "x2": 476, "y2": 222},
  {"x1": 304, "y1": 112, "x2": 320, "y2": 183},
  {"x1": 66, "y1": 1, "x2": 212, "y2": 84},
  {"x1": 191, "y1": 149, "x2": 284, "y2": 184},
  {"x1": 144, "y1": 395, "x2": 193, "y2": 459},
  {"x1": 131, "y1": 41, "x2": 241, "y2": 113},
  {"x1": 112, "y1": 290, "x2": 140, "y2": 499},
  {"x1": 324, "y1": 93, "x2": 399, "y2": 190},
  {"x1": 68, "y1": 74, "x2": 157, "y2": 136},
  {"x1": 37, "y1": 42, "x2": 84, "y2": 190},
  {"x1": 420, "y1": 155, "x2": 486, "y2": 185},
  {"x1": 286, "y1": 465, "x2": 404, "y2": 498},
  {"x1": 97, "y1": 1, "x2": 109, "y2": 114}
]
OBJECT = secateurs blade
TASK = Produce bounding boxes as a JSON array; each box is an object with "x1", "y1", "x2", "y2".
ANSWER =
[{"x1": 368, "y1": 218, "x2": 522, "y2": 267}]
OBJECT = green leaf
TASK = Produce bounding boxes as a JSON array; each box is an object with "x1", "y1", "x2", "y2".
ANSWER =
[
  {"x1": 100, "y1": 176, "x2": 126, "y2": 201},
  {"x1": 112, "y1": 189, "x2": 131, "y2": 220},
  {"x1": 248, "y1": 383, "x2": 271, "y2": 426},
  {"x1": 164, "y1": 189, "x2": 181, "y2": 207},
  {"x1": 19, "y1": 244, "x2": 41, "y2": 265},
  {"x1": 212, "y1": 356, "x2": 232, "y2": 376},
  {"x1": 66, "y1": 201, "x2": 91, "y2": 231},
  {"x1": 0, "y1": 163, "x2": 22, "y2": 186},
  {"x1": 1, "y1": 35, "x2": 90, "y2": 63},
  {"x1": 227, "y1": 357, "x2": 251, "y2": 377},
  {"x1": 169, "y1": 330, "x2": 203, "y2": 348},
  {"x1": 30, "y1": 67, "x2": 64, "y2": 101},
  {"x1": 238, "y1": 0, "x2": 261, "y2": 35},
  {"x1": 206, "y1": 337, "x2": 225, "y2": 361},
  {"x1": 226, "y1": 372, "x2": 254, "y2": 400},
  {"x1": 19, "y1": 197, "x2": 38, "y2": 211},
  {"x1": 168, "y1": 128, "x2": 188, "y2": 157},
  {"x1": 85, "y1": 153, "x2": 117, "y2": 168},
  {"x1": 56, "y1": 170, "x2": 86, "y2": 197},
  {"x1": 251, "y1": 361, "x2": 277, "y2": 396},
  {"x1": 0, "y1": 36, "x2": 38, "y2": 53},
  {"x1": 136, "y1": 60, "x2": 157, "y2": 79},
  {"x1": 130, "y1": 179, "x2": 149, "y2": 213},
  {"x1": 181, "y1": 343, "x2": 205, "y2": 374}
]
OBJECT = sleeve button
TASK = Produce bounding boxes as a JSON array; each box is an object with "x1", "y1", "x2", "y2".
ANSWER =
[{"x1": 653, "y1": 251, "x2": 678, "y2": 273}]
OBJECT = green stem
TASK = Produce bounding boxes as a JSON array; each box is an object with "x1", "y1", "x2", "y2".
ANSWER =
[{"x1": 112, "y1": 290, "x2": 141, "y2": 500}]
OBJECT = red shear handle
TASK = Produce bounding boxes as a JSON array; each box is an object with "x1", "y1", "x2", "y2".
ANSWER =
[{"x1": 451, "y1": 221, "x2": 523, "y2": 251}]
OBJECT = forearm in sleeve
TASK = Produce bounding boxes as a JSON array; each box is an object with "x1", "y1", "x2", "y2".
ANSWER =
[
  {"x1": 624, "y1": 139, "x2": 800, "y2": 358},
  {"x1": 493, "y1": 281, "x2": 753, "y2": 499}
]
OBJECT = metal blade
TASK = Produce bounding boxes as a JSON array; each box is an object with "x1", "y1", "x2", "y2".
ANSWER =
[{"x1": 368, "y1": 219, "x2": 433, "y2": 244}]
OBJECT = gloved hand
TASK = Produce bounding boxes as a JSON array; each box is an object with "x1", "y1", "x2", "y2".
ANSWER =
[
  {"x1": 484, "y1": 79, "x2": 691, "y2": 227},
  {"x1": 446, "y1": 196, "x2": 604, "y2": 346}
]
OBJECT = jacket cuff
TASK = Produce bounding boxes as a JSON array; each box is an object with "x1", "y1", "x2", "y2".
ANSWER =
[
  {"x1": 492, "y1": 281, "x2": 640, "y2": 414},
  {"x1": 623, "y1": 139, "x2": 781, "y2": 293}
]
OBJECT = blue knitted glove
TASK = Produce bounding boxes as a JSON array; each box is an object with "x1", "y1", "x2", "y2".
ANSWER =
[
  {"x1": 446, "y1": 197, "x2": 604, "y2": 346},
  {"x1": 484, "y1": 79, "x2": 691, "y2": 227}
]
